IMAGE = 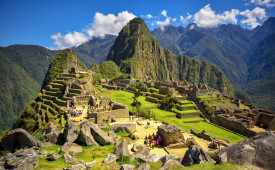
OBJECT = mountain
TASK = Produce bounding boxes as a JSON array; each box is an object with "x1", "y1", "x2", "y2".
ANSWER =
[
  {"x1": 244, "y1": 32, "x2": 275, "y2": 110},
  {"x1": 0, "y1": 45, "x2": 58, "y2": 134},
  {"x1": 106, "y1": 18, "x2": 234, "y2": 96},
  {"x1": 72, "y1": 35, "x2": 116, "y2": 68},
  {"x1": 152, "y1": 25, "x2": 248, "y2": 89}
]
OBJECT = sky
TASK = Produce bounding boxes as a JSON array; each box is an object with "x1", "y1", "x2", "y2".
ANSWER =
[{"x1": 1, "y1": 0, "x2": 275, "y2": 49}]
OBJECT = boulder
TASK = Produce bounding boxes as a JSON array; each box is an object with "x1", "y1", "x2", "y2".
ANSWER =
[
  {"x1": 99, "y1": 124, "x2": 109, "y2": 129},
  {"x1": 47, "y1": 153, "x2": 60, "y2": 161},
  {"x1": 46, "y1": 122, "x2": 58, "y2": 134},
  {"x1": 182, "y1": 145, "x2": 215, "y2": 166},
  {"x1": 62, "y1": 153, "x2": 76, "y2": 163},
  {"x1": 131, "y1": 143, "x2": 147, "y2": 152},
  {"x1": 114, "y1": 139, "x2": 130, "y2": 158},
  {"x1": 78, "y1": 121, "x2": 98, "y2": 146},
  {"x1": 0, "y1": 128, "x2": 42, "y2": 152},
  {"x1": 108, "y1": 131, "x2": 118, "y2": 139},
  {"x1": 45, "y1": 130, "x2": 64, "y2": 144},
  {"x1": 120, "y1": 164, "x2": 135, "y2": 170},
  {"x1": 133, "y1": 148, "x2": 150, "y2": 157},
  {"x1": 0, "y1": 148, "x2": 38, "y2": 169},
  {"x1": 218, "y1": 132, "x2": 275, "y2": 170},
  {"x1": 102, "y1": 154, "x2": 117, "y2": 163},
  {"x1": 63, "y1": 164, "x2": 86, "y2": 170},
  {"x1": 39, "y1": 149, "x2": 48, "y2": 157},
  {"x1": 60, "y1": 142, "x2": 83, "y2": 154},
  {"x1": 137, "y1": 163, "x2": 150, "y2": 170},
  {"x1": 106, "y1": 165, "x2": 122, "y2": 169},
  {"x1": 63, "y1": 119, "x2": 80, "y2": 143},
  {"x1": 86, "y1": 122, "x2": 113, "y2": 145},
  {"x1": 159, "y1": 159, "x2": 184, "y2": 170},
  {"x1": 143, "y1": 154, "x2": 160, "y2": 163},
  {"x1": 160, "y1": 154, "x2": 177, "y2": 163},
  {"x1": 42, "y1": 142, "x2": 52, "y2": 147},
  {"x1": 85, "y1": 160, "x2": 96, "y2": 168},
  {"x1": 110, "y1": 123, "x2": 136, "y2": 133},
  {"x1": 157, "y1": 125, "x2": 184, "y2": 146}
]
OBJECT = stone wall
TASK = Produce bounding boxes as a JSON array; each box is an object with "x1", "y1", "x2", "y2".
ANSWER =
[
  {"x1": 176, "y1": 105, "x2": 195, "y2": 111},
  {"x1": 214, "y1": 104, "x2": 237, "y2": 111},
  {"x1": 256, "y1": 113, "x2": 274, "y2": 129},
  {"x1": 213, "y1": 115, "x2": 256, "y2": 137},
  {"x1": 175, "y1": 112, "x2": 200, "y2": 119},
  {"x1": 151, "y1": 93, "x2": 165, "y2": 100},
  {"x1": 146, "y1": 96, "x2": 159, "y2": 103},
  {"x1": 96, "y1": 109, "x2": 129, "y2": 123}
]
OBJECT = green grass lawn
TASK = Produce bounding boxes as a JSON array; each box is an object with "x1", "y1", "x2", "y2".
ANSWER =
[
  {"x1": 177, "y1": 103, "x2": 195, "y2": 107},
  {"x1": 182, "y1": 117, "x2": 205, "y2": 122},
  {"x1": 179, "y1": 100, "x2": 192, "y2": 104},
  {"x1": 101, "y1": 90, "x2": 244, "y2": 144},
  {"x1": 172, "y1": 108, "x2": 199, "y2": 114}
]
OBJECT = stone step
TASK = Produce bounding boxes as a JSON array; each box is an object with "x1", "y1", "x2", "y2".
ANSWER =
[
  {"x1": 53, "y1": 80, "x2": 65, "y2": 84},
  {"x1": 56, "y1": 77, "x2": 74, "y2": 81},
  {"x1": 45, "y1": 91, "x2": 61, "y2": 97},
  {"x1": 67, "y1": 92, "x2": 79, "y2": 98},
  {"x1": 68, "y1": 88, "x2": 81, "y2": 94},
  {"x1": 50, "y1": 83, "x2": 65, "y2": 89}
]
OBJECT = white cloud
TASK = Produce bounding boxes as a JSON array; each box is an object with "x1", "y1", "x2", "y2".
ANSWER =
[
  {"x1": 172, "y1": 18, "x2": 177, "y2": 22},
  {"x1": 161, "y1": 10, "x2": 168, "y2": 17},
  {"x1": 141, "y1": 14, "x2": 153, "y2": 19},
  {"x1": 240, "y1": 7, "x2": 266, "y2": 28},
  {"x1": 86, "y1": 11, "x2": 136, "y2": 37},
  {"x1": 193, "y1": 4, "x2": 239, "y2": 28},
  {"x1": 51, "y1": 11, "x2": 136, "y2": 49},
  {"x1": 180, "y1": 13, "x2": 192, "y2": 24},
  {"x1": 51, "y1": 32, "x2": 89, "y2": 49},
  {"x1": 248, "y1": 0, "x2": 275, "y2": 7},
  {"x1": 156, "y1": 18, "x2": 171, "y2": 26}
]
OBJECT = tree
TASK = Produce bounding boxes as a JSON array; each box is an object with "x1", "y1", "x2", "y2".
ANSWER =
[
  {"x1": 128, "y1": 82, "x2": 148, "y2": 113},
  {"x1": 160, "y1": 89, "x2": 179, "y2": 110}
]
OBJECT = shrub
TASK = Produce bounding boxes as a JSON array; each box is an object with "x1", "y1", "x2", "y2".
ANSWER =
[
  {"x1": 205, "y1": 106, "x2": 215, "y2": 115},
  {"x1": 139, "y1": 108, "x2": 155, "y2": 119},
  {"x1": 35, "y1": 134, "x2": 45, "y2": 141},
  {"x1": 118, "y1": 155, "x2": 141, "y2": 165}
]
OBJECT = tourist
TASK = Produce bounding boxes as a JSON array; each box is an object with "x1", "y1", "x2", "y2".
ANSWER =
[
  {"x1": 147, "y1": 121, "x2": 150, "y2": 128},
  {"x1": 149, "y1": 139, "x2": 152, "y2": 148},
  {"x1": 152, "y1": 140, "x2": 155, "y2": 149},
  {"x1": 159, "y1": 136, "x2": 162, "y2": 146},
  {"x1": 218, "y1": 140, "x2": 222, "y2": 150},
  {"x1": 107, "y1": 116, "x2": 111, "y2": 123},
  {"x1": 149, "y1": 134, "x2": 152, "y2": 139},
  {"x1": 111, "y1": 117, "x2": 115, "y2": 122},
  {"x1": 144, "y1": 135, "x2": 148, "y2": 145},
  {"x1": 152, "y1": 133, "x2": 156, "y2": 139},
  {"x1": 156, "y1": 139, "x2": 159, "y2": 147}
]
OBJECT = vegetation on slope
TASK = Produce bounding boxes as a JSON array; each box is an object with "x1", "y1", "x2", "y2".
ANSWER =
[{"x1": 106, "y1": 18, "x2": 234, "y2": 96}]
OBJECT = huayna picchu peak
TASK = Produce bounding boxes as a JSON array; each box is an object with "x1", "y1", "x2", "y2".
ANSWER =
[{"x1": 107, "y1": 18, "x2": 234, "y2": 96}]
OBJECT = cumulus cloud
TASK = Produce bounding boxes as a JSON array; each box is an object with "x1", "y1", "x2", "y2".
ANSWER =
[
  {"x1": 240, "y1": 7, "x2": 266, "y2": 28},
  {"x1": 180, "y1": 13, "x2": 192, "y2": 24},
  {"x1": 141, "y1": 14, "x2": 153, "y2": 19},
  {"x1": 247, "y1": 0, "x2": 275, "y2": 7},
  {"x1": 161, "y1": 10, "x2": 168, "y2": 17},
  {"x1": 156, "y1": 18, "x2": 171, "y2": 26},
  {"x1": 51, "y1": 32, "x2": 89, "y2": 49},
  {"x1": 193, "y1": 4, "x2": 239, "y2": 27},
  {"x1": 51, "y1": 11, "x2": 136, "y2": 49}
]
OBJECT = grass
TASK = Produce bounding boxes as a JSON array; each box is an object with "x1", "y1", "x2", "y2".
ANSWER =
[
  {"x1": 197, "y1": 94, "x2": 217, "y2": 99},
  {"x1": 239, "y1": 104, "x2": 248, "y2": 109},
  {"x1": 182, "y1": 117, "x2": 205, "y2": 122},
  {"x1": 102, "y1": 90, "x2": 245, "y2": 144},
  {"x1": 115, "y1": 131, "x2": 130, "y2": 136},
  {"x1": 172, "y1": 108, "x2": 199, "y2": 114},
  {"x1": 176, "y1": 103, "x2": 195, "y2": 107},
  {"x1": 36, "y1": 143, "x2": 116, "y2": 170},
  {"x1": 210, "y1": 103, "x2": 234, "y2": 106},
  {"x1": 178, "y1": 100, "x2": 192, "y2": 104}
]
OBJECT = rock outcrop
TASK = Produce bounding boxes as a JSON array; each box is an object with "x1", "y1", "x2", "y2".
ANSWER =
[
  {"x1": 157, "y1": 125, "x2": 184, "y2": 146},
  {"x1": 78, "y1": 121, "x2": 98, "y2": 146},
  {"x1": 218, "y1": 132, "x2": 275, "y2": 170},
  {"x1": 62, "y1": 153, "x2": 76, "y2": 163},
  {"x1": 63, "y1": 119, "x2": 80, "y2": 143},
  {"x1": 182, "y1": 145, "x2": 215, "y2": 166},
  {"x1": 115, "y1": 139, "x2": 130, "y2": 158},
  {"x1": 159, "y1": 159, "x2": 184, "y2": 170},
  {"x1": 131, "y1": 143, "x2": 147, "y2": 152},
  {"x1": 110, "y1": 123, "x2": 136, "y2": 133},
  {"x1": 88, "y1": 122, "x2": 113, "y2": 145},
  {"x1": 46, "y1": 153, "x2": 60, "y2": 161},
  {"x1": 120, "y1": 164, "x2": 135, "y2": 170},
  {"x1": 0, "y1": 128, "x2": 42, "y2": 152},
  {"x1": 102, "y1": 154, "x2": 117, "y2": 163},
  {"x1": 60, "y1": 142, "x2": 83, "y2": 154},
  {"x1": 0, "y1": 148, "x2": 38, "y2": 169}
]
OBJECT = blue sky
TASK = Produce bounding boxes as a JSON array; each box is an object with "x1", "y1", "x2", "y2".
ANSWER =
[{"x1": 1, "y1": 0, "x2": 275, "y2": 49}]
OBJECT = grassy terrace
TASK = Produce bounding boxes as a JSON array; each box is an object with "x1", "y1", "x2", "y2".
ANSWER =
[
  {"x1": 172, "y1": 108, "x2": 199, "y2": 114},
  {"x1": 101, "y1": 90, "x2": 245, "y2": 144},
  {"x1": 176, "y1": 103, "x2": 194, "y2": 107},
  {"x1": 179, "y1": 100, "x2": 192, "y2": 104}
]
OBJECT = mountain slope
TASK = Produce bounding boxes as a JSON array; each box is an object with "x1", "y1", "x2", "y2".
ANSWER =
[
  {"x1": 244, "y1": 32, "x2": 275, "y2": 110},
  {"x1": 72, "y1": 35, "x2": 116, "y2": 68},
  {"x1": 152, "y1": 25, "x2": 248, "y2": 89},
  {"x1": 106, "y1": 18, "x2": 234, "y2": 96},
  {"x1": 0, "y1": 45, "x2": 58, "y2": 134}
]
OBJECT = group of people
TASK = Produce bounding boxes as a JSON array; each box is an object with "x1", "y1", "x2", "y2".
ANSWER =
[
  {"x1": 144, "y1": 133, "x2": 163, "y2": 149},
  {"x1": 209, "y1": 140, "x2": 222, "y2": 150},
  {"x1": 67, "y1": 108, "x2": 83, "y2": 117}
]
